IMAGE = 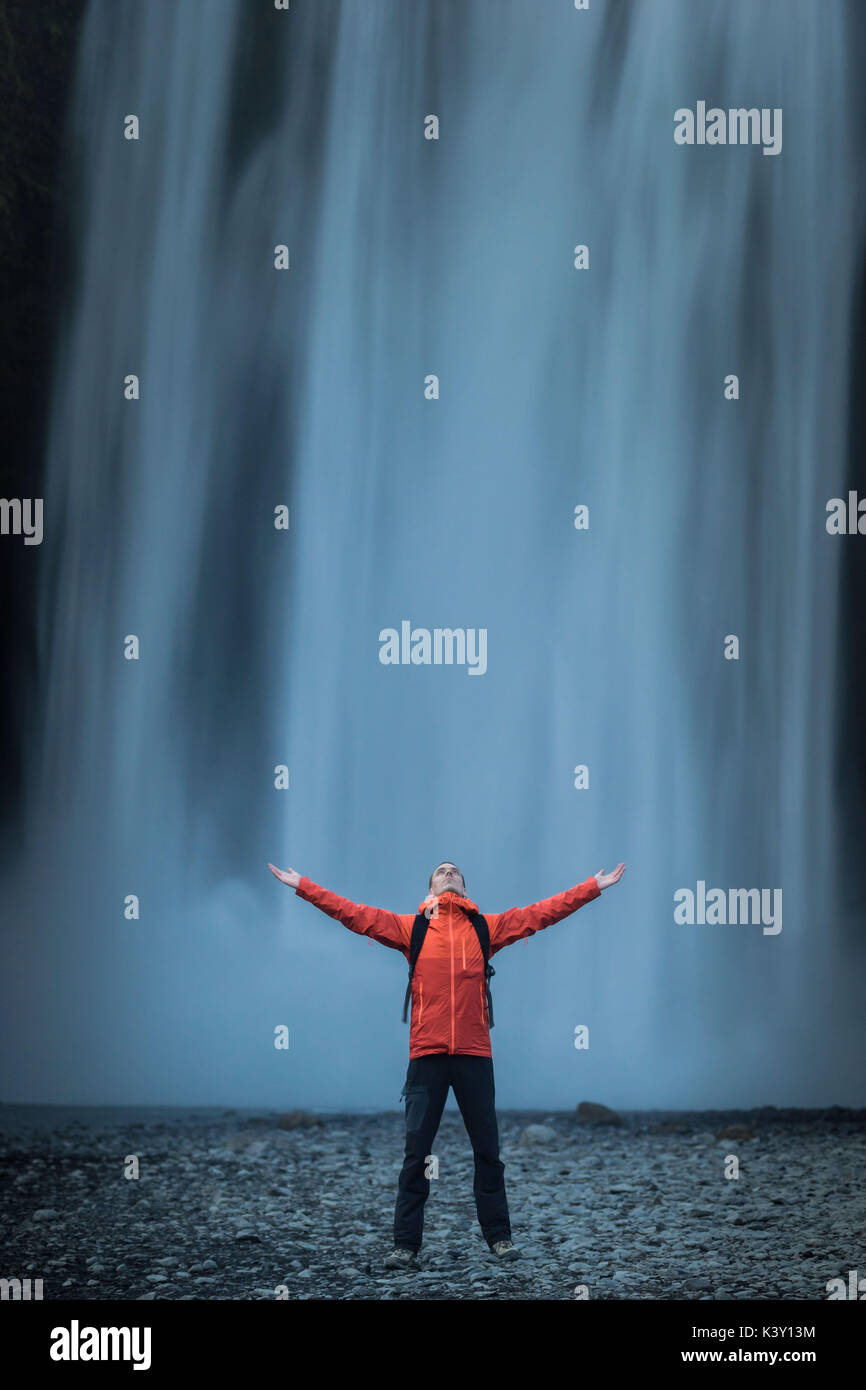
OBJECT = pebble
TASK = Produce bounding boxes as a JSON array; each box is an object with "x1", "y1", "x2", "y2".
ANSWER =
[
  {"x1": 520, "y1": 1124, "x2": 558, "y2": 1145},
  {"x1": 1, "y1": 1104, "x2": 862, "y2": 1300}
]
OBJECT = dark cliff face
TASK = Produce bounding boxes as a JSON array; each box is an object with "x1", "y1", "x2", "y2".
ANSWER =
[{"x1": 0, "y1": 0, "x2": 86, "y2": 820}]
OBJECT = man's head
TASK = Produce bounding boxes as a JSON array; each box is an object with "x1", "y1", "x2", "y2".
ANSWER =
[{"x1": 428, "y1": 861, "x2": 466, "y2": 896}]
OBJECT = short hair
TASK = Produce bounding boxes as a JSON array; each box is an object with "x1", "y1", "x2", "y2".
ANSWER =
[{"x1": 429, "y1": 862, "x2": 465, "y2": 891}]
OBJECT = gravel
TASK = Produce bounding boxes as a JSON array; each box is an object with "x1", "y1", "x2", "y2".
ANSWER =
[{"x1": 1, "y1": 1103, "x2": 863, "y2": 1301}]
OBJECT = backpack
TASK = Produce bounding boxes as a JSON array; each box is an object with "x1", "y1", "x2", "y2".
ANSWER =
[{"x1": 401, "y1": 905, "x2": 496, "y2": 1027}]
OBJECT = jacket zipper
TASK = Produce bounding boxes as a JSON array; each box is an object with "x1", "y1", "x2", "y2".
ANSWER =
[
  {"x1": 418, "y1": 980, "x2": 423, "y2": 1024},
  {"x1": 448, "y1": 908, "x2": 455, "y2": 1054}
]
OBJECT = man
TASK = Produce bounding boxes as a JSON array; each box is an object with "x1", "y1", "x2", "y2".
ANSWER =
[{"x1": 267, "y1": 858, "x2": 625, "y2": 1268}]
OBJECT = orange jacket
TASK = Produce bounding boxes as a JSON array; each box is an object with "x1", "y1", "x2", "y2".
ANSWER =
[{"x1": 294, "y1": 875, "x2": 601, "y2": 1057}]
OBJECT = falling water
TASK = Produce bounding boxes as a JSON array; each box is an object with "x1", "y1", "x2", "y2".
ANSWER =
[{"x1": 4, "y1": 0, "x2": 862, "y2": 1108}]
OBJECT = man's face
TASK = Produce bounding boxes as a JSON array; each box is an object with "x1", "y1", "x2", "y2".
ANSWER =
[{"x1": 429, "y1": 862, "x2": 465, "y2": 896}]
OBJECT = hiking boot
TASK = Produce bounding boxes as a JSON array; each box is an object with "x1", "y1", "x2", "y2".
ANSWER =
[
  {"x1": 383, "y1": 1246, "x2": 418, "y2": 1270},
  {"x1": 489, "y1": 1239, "x2": 521, "y2": 1260}
]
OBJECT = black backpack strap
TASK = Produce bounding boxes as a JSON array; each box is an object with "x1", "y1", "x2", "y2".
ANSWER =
[
  {"x1": 402, "y1": 906, "x2": 497, "y2": 1029},
  {"x1": 464, "y1": 909, "x2": 496, "y2": 1028},
  {"x1": 402, "y1": 912, "x2": 430, "y2": 1022}
]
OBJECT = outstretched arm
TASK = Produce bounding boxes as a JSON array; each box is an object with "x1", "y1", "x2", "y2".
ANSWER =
[
  {"x1": 487, "y1": 863, "x2": 625, "y2": 953},
  {"x1": 267, "y1": 863, "x2": 412, "y2": 953}
]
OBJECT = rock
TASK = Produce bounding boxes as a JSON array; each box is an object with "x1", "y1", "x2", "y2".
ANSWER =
[
  {"x1": 276, "y1": 1111, "x2": 322, "y2": 1130},
  {"x1": 222, "y1": 1133, "x2": 256, "y2": 1151},
  {"x1": 0, "y1": 1102, "x2": 853, "y2": 1302},
  {"x1": 576, "y1": 1102, "x2": 622, "y2": 1126},
  {"x1": 715, "y1": 1124, "x2": 755, "y2": 1140},
  {"x1": 520, "y1": 1124, "x2": 557, "y2": 1145},
  {"x1": 32, "y1": 1208, "x2": 60, "y2": 1221}
]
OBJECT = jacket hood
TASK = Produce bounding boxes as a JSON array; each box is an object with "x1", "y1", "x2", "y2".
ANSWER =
[{"x1": 418, "y1": 889, "x2": 479, "y2": 917}]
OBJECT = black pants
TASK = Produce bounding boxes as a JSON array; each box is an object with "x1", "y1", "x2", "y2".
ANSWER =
[{"x1": 394, "y1": 1053, "x2": 511, "y2": 1252}]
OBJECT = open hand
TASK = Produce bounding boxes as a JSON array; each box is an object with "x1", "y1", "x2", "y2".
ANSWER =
[
  {"x1": 595, "y1": 863, "x2": 625, "y2": 891},
  {"x1": 268, "y1": 863, "x2": 300, "y2": 888}
]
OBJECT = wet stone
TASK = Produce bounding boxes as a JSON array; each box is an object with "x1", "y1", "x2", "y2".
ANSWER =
[{"x1": 0, "y1": 1104, "x2": 862, "y2": 1300}]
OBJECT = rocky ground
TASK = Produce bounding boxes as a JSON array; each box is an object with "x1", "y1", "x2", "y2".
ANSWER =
[{"x1": 1, "y1": 1104, "x2": 863, "y2": 1301}]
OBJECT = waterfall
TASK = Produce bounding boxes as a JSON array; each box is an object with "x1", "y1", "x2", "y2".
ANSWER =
[{"x1": 5, "y1": 0, "x2": 861, "y2": 1107}]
